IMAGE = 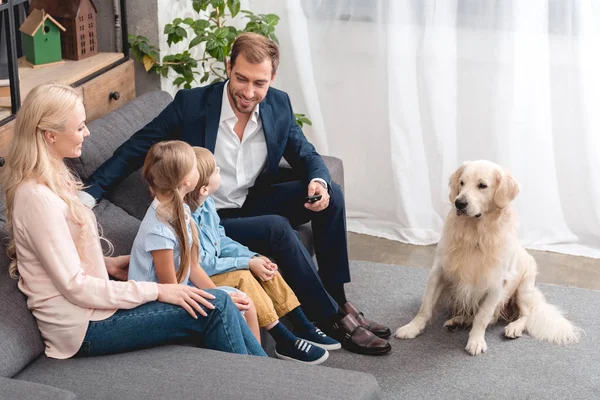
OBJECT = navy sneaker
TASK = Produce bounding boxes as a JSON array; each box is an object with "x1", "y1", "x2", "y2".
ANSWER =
[
  {"x1": 275, "y1": 339, "x2": 329, "y2": 365},
  {"x1": 297, "y1": 328, "x2": 342, "y2": 350}
]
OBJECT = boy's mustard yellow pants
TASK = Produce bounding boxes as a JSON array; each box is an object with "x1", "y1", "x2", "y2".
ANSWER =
[{"x1": 210, "y1": 270, "x2": 300, "y2": 327}]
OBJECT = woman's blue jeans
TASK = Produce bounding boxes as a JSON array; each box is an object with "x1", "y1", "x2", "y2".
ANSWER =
[{"x1": 76, "y1": 289, "x2": 266, "y2": 357}]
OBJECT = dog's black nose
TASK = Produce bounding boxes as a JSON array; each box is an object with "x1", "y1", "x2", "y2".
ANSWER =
[{"x1": 455, "y1": 198, "x2": 468, "y2": 210}]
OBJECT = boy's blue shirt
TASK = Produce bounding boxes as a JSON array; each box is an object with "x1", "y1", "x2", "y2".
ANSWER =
[{"x1": 191, "y1": 197, "x2": 257, "y2": 277}]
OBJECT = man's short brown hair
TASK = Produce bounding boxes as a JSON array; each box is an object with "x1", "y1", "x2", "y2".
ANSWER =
[{"x1": 229, "y1": 32, "x2": 280, "y2": 75}]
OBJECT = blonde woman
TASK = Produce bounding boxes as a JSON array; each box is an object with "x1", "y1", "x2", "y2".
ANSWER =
[{"x1": 1, "y1": 83, "x2": 266, "y2": 359}]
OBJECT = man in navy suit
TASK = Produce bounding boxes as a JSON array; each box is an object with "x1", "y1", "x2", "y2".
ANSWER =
[{"x1": 84, "y1": 33, "x2": 390, "y2": 355}]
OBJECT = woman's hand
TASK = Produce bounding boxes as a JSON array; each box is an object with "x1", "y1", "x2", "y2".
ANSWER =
[
  {"x1": 229, "y1": 292, "x2": 251, "y2": 311},
  {"x1": 157, "y1": 284, "x2": 216, "y2": 319},
  {"x1": 104, "y1": 255, "x2": 130, "y2": 281}
]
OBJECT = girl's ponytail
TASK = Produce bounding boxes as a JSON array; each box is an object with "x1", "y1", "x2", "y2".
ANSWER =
[{"x1": 143, "y1": 141, "x2": 199, "y2": 283}]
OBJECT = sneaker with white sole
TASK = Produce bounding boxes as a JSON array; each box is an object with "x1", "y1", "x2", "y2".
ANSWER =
[
  {"x1": 297, "y1": 328, "x2": 342, "y2": 350},
  {"x1": 275, "y1": 339, "x2": 329, "y2": 365}
]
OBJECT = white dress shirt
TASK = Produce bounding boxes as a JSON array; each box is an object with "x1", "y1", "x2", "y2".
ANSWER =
[
  {"x1": 212, "y1": 81, "x2": 269, "y2": 210},
  {"x1": 213, "y1": 81, "x2": 328, "y2": 210}
]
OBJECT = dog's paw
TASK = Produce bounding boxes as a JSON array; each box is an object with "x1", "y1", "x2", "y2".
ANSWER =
[
  {"x1": 504, "y1": 321, "x2": 525, "y2": 339},
  {"x1": 395, "y1": 323, "x2": 422, "y2": 339},
  {"x1": 465, "y1": 336, "x2": 487, "y2": 356}
]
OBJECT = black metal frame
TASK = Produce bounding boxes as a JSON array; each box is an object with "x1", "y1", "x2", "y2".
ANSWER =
[
  {"x1": 120, "y1": 0, "x2": 129, "y2": 57},
  {"x1": 0, "y1": 0, "x2": 28, "y2": 125},
  {"x1": 0, "y1": 0, "x2": 130, "y2": 126}
]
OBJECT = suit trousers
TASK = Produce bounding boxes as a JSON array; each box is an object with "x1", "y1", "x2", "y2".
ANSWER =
[{"x1": 218, "y1": 179, "x2": 350, "y2": 322}]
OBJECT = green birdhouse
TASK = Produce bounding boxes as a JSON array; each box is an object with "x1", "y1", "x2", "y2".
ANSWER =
[{"x1": 19, "y1": 9, "x2": 66, "y2": 66}]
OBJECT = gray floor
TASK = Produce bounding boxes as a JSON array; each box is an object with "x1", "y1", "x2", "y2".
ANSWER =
[
  {"x1": 326, "y1": 261, "x2": 599, "y2": 400},
  {"x1": 348, "y1": 233, "x2": 600, "y2": 290}
]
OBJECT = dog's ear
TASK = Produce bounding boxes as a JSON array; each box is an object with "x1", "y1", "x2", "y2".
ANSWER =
[
  {"x1": 494, "y1": 169, "x2": 520, "y2": 209},
  {"x1": 448, "y1": 162, "x2": 468, "y2": 203}
]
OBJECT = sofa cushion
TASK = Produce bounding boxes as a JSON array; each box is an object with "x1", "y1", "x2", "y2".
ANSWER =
[
  {"x1": 0, "y1": 376, "x2": 76, "y2": 400},
  {"x1": 17, "y1": 345, "x2": 381, "y2": 400},
  {"x1": 66, "y1": 91, "x2": 173, "y2": 181},
  {"x1": 0, "y1": 224, "x2": 45, "y2": 378}
]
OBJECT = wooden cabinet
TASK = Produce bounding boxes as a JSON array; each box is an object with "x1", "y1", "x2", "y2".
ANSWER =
[
  {"x1": 0, "y1": 52, "x2": 136, "y2": 157},
  {"x1": 80, "y1": 60, "x2": 135, "y2": 122}
]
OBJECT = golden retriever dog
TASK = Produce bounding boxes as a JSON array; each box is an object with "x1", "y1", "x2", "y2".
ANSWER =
[{"x1": 395, "y1": 160, "x2": 580, "y2": 355}]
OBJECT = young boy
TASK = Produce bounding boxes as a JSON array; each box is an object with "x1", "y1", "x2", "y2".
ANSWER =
[{"x1": 185, "y1": 147, "x2": 340, "y2": 365}]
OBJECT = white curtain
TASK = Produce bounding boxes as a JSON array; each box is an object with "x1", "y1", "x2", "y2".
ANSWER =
[{"x1": 248, "y1": 0, "x2": 600, "y2": 258}]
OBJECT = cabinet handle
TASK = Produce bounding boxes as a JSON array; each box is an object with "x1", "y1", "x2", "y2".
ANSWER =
[{"x1": 109, "y1": 91, "x2": 120, "y2": 101}]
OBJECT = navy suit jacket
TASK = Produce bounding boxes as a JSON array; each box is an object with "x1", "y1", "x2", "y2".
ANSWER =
[{"x1": 85, "y1": 81, "x2": 330, "y2": 201}]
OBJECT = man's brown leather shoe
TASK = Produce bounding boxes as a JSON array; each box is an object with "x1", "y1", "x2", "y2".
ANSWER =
[
  {"x1": 328, "y1": 314, "x2": 391, "y2": 355},
  {"x1": 342, "y1": 302, "x2": 391, "y2": 339}
]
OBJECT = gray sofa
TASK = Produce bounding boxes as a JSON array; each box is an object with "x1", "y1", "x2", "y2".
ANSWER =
[{"x1": 0, "y1": 91, "x2": 380, "y2": 399}]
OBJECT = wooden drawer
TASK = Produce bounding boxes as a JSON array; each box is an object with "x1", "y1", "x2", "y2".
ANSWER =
[
  {"x1": 0, "y1": 54, "x2": 135, "y2": 158},
  {"x1": 0, "y1": 119, "x2": 15, "y2": 158},
  {"x1": 81, "y1": 59, "x2": 135, "y2": 122}
]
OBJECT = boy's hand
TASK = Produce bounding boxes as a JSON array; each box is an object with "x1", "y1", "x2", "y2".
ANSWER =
[
  {"x1": 257, "y1": 255, "x2": 278, "y2": 272},
  {"x1": 104, "y1": 255, "x2": 130, "y2": 281},
  {"x1": 229, "y1": 293, "x2": 251, "y2": 311},
  {"x1": 249, "y1": 257, "x2": 276, "y2": 281}
]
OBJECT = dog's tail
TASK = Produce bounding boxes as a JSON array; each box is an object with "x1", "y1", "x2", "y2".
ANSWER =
[{"x1": 525, "y1": 287, "x2": 581, "y2": 345}]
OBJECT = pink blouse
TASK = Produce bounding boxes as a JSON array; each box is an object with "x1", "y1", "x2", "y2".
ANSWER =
[{"x1": 12, "y1": 181, "x2": 158, "y2": 359}]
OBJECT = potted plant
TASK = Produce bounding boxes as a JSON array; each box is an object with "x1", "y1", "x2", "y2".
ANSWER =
[{"x1": 129, "y1": 0, "x2": 311, "y2": 128}]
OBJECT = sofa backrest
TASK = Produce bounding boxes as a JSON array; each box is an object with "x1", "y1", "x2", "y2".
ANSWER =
[
  {"x1": 66, "y1": 90, "x2": 174, "y2": 182},
  {"x1": 67, "y1": 90, "x2": 174, "y2": 220},
  {"x1": 0, "y1": 222, "x2": 45, "y2": 378}
]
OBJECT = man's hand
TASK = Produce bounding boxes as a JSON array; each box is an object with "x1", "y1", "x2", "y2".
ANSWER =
[
  {"x1": 305, "y1": 181, "x2": 330, "y2": 212},
  {"x1": 104, "y1": 255, "x2": 130, "y2": 281},
  {"x1": 249, "y1": 257, "x2": 276, "y2": 281}
]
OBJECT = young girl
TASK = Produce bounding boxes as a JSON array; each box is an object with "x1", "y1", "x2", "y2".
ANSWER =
[
  {"x1": 185, "y1": 147, "x2": 341, "y2": 365},
  {"x1": 127, "y1": 141, "x2": 261, "y2": 342}
]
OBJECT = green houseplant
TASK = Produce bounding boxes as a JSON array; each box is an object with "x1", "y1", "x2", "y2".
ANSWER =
[{"x1": 129, "y1": 0, "x2": 312, "y2": 128}]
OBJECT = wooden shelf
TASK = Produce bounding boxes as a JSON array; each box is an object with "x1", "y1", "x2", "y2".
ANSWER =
[
  {"x1": 0, "y1": 52, "x2": 127, "y2": 156},
  {"x1": 0, "y1": 52, "x2": 124, "y2": 108}
]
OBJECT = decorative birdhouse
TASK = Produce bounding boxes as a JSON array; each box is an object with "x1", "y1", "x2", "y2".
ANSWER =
[
  {"x1": 19, "y1": 9, "x2": 66, "y2": 67},
  {"x1": 29, "y1": 0, "x2": 99, "y2": 61}
]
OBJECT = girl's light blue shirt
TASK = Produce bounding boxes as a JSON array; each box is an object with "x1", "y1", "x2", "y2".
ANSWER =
[{"x1": 128, "y1": 198, "x2": 194, "y2": 285}]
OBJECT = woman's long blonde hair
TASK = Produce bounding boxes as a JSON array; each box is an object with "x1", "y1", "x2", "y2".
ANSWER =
[
  {"x1": 142, "y1": 141, "x2": 199, "y2": 283},
  {"x1": 2, "y1": 83, "x2": 91, "y2": 279},
  {"x1": 184, "y1": 147, "x2": 216, "y2": 213}
]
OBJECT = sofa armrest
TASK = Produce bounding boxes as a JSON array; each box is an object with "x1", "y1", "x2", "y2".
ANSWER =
[
  {"x1": 0, "y1": 377, "x2": 76, "y2": 400},
  {"x1": 279, "y1": 155, "x2": 345, "y2": 194},
  {"x1": 322, "y1": 155, "x2": 345, "y2": 193}
]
